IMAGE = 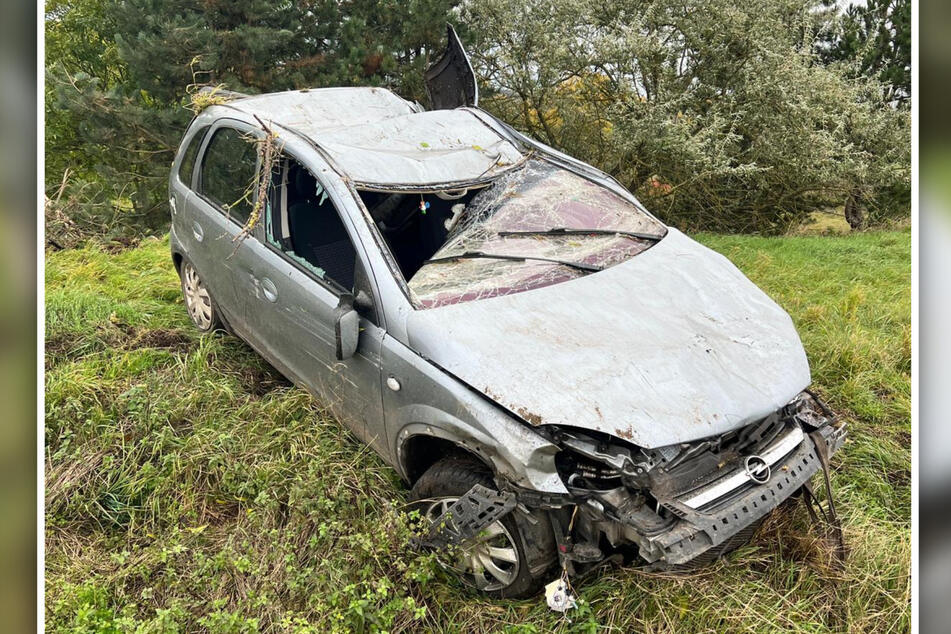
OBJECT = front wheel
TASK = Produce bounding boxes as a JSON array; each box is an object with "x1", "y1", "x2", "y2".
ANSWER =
[
  {"x1": 179, "y1": 259, "x2": 222, "y2": 333},
  {"x1": 409, "y1": 456, "x2": 556, "y2": 598}
]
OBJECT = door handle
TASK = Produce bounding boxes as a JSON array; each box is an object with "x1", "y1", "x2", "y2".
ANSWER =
[
  {"x1": 260, "y1": 277, "x2": 278, "y2": 303},
  {"x1": 191, "y1": 221, "x2": 204, "y2": 242},
  {"x1": 248, "y1": 273, "x2": 277, "y2": 303}
]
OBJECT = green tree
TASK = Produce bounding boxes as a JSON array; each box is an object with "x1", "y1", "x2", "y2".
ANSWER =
[
  {"x1": 819, "y1": 0, "x2": 911, "y2": 105},
  {"x1": 460, "y1": 0, "x2": 910, "y2": 233},
  {"x1": 45, "y1": 0, "x2": 455, "y2": 241},
  {"x1": 45, "y1": 0, "x2": 122, "y2": 184}
]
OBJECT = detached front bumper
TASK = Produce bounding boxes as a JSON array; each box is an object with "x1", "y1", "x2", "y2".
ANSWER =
[
  {"x1": 517, "y1": 402, "x2": 847, "y2": 571},
  {"x1": 633, "y1": 422, "x2": 846, "y2": 565}
]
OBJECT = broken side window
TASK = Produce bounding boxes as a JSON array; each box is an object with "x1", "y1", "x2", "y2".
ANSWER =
[{"x1": 266, "y1": 157, "x2": 358, "y2": 292}]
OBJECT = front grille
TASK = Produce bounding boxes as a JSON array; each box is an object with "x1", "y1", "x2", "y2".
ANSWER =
[
  {"x1": 678, "y1": 426, "x2": 805, "y2": 511},
  {"x1": 653, "y1": 436, "x2": 824, "y2": 565}
]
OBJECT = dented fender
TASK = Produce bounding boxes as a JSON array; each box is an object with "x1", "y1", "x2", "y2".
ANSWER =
[{"x1": 381, "y1": 332, "x2": 567, "y2": 494}]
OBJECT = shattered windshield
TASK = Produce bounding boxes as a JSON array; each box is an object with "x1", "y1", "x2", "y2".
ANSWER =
[{"x1": 408, "y1": 158, "x2": 666, "y2": 308}]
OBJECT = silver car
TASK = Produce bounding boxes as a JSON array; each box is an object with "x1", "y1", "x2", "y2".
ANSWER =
[{"x1": 169, "y1": 27, "x2": 845, "y2": 598}]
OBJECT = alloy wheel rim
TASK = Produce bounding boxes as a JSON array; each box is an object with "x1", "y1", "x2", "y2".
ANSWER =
[
  {"x1": 423, "y1": 497, "x2": 520, "y2": 591},
  {"x1": 182, "y1": 263, "x2": 213, "y2": 330}
]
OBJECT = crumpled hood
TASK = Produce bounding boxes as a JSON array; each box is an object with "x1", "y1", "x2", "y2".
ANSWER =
[{"x1": 405, "y1": 229, "x2": 811, "y2": 448}]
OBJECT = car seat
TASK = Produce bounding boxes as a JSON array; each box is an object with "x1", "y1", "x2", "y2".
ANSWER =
[{"x1": 286, "y1": 164, "x2": 356, "y2": 290}]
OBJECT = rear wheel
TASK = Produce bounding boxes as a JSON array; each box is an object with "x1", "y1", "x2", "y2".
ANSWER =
[
  {"x1": 409, "y1": 456, "x2": 556, "y2": 598},
  {"x1": 179, "y1": 259, "x2": 222, "y2": 333}
]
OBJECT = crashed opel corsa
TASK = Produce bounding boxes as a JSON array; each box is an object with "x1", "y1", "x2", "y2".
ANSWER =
[{"x1": 169, "y1": 28, "x2": 846, "y2": 597}]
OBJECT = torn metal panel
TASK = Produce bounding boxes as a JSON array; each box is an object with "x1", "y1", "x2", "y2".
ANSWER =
[
  {"x1": 405, "y1": 228, "x2": 811, "y2": 448},
  {"x1": 425, "y1": 24, "x2": 480, "y2": 110}
]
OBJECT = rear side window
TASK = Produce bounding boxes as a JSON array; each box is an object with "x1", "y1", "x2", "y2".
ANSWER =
[
  {"x1": 199, "y1": 127, "x2": 258, "y2": 225},
  {"x1": 177, "y1": 125, "x2": 209, "y2": 188}
]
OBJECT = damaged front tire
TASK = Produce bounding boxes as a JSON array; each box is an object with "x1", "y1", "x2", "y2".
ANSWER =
[{"x1": 409, "y1": 456, "x2": 556, "y2": 598}]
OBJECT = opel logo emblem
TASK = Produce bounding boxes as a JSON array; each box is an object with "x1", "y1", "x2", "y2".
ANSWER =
[{"x1": 744, "y1": 455, "x2": 771, "y2": 484}]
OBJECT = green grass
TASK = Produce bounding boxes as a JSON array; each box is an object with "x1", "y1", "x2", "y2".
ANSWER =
[{"x1": 45, "y1": 231, "x2": 910, "y2": 633}]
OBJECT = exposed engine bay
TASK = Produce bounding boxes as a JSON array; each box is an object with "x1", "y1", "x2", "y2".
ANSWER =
[
  {"x1": 545, "y1": 391, "x2": 846, "y2": 570},
  {"x1": 423, "y1": 391, "x2": 846, "y2": 573}
]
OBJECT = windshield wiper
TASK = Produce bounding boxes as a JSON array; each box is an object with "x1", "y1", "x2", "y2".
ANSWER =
[
  {"x1": 497, "y1": 227, "x2": 665, "y2": 241},
  {"x1": 425, "y1": 250, "x2": 602, "y2": 273}
]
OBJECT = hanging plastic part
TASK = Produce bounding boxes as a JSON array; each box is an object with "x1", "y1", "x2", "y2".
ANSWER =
[
  {"x1": 435, "y1": 188, "x2": 468, "y2": 200},
  {"x1": 545, "y1": 574, "x2": 577, "y2": 613},
  {"x1": 414, "y1": 484, "x2": 516, "y2": 550},
  {"x1": 801, "y1": 430, "x2": 848, "y2": 567},
  {"x1": 419, "y1": 196, "x2": 430, "y2": 215},
  {"x1": 445, "y1": 203, "x2": 466, "y2": 232},
  {"x1": 544, "y1": 506, "x2": 579, "y2": 613}
]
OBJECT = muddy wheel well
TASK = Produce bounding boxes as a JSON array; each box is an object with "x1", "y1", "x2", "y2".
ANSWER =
[{"x1": 402, "y1": 435, "x2": 492, "y2": 484}]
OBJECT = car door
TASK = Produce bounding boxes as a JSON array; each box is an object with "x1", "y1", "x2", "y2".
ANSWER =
[
  {"x1": 184, "y1": 119, "x2": 261, "y2": 333},
  {"x1": 229, "y1": 154, "x2": 386, "y2": 452}
]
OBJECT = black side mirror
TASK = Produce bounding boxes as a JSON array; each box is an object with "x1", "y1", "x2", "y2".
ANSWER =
[{"x1": 334, "y1": 293, "x2": 360, "y2": 360}]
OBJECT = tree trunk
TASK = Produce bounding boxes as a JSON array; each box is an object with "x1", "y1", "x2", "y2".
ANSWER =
[{"x1": 844, "y1": 188, "x2": 866, "y2": 230}]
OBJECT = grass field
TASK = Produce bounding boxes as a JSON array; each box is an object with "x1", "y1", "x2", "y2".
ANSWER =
[{"x1": 44, "y1": 230, "x2": 910, "y2": 633}]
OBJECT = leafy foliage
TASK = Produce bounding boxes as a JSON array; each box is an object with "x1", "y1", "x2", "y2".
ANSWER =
[
  {"x1": 461, "y1": 0, "x2": 910, "y2": 233},
  {"x1": 45, "y1": 0, "x2": 910, "y2": 237},
  {"x1": 818, "y1": 0, "x2": 911, "y2": 105}
]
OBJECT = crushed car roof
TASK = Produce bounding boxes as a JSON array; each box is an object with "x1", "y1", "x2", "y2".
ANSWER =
[{"x1": 222, "y1": 87, "x2": 525, "y2": 188}]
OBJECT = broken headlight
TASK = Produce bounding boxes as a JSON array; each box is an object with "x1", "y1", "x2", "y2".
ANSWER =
[
  {"x1": 549, "y1": 392, "x2": 826, "y2": 500},
  {"x1": 554, "y1": 451, "x2": 623, "y2": 490},
  {"x1": 549, "y1": 428, "x2": 656, "y2": 492},
  {"x1": 785, "y1": 390, "x2": 836, "y2": 432}
]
